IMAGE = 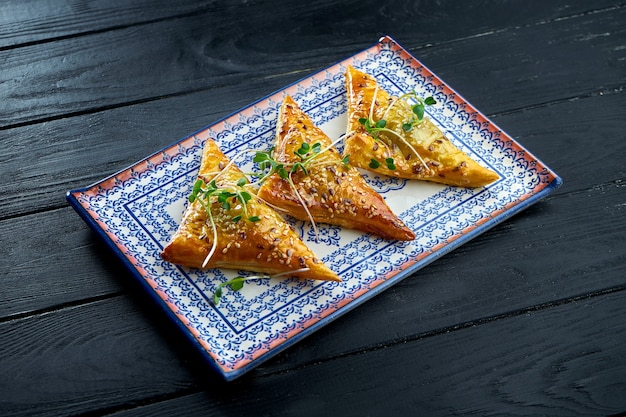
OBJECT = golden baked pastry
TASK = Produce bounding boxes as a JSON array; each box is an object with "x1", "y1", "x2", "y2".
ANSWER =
[
  {"x1": 257, "y1": 96, "x2": 415, "y2": 241},
  {"x1": 161, "y1": 137, "x2": 341, "y2": 282},
  {"x1": 344, "y1": 66, "x2": 499, "y2": 187}
]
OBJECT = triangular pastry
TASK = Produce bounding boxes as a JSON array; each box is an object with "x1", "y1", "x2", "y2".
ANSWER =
[
  {"x1": 344, "y1": 66, "x2": 499, "y2": 187},
  {"x1": 161, "y1": 137, "x2": 341, "y2": 282},
  {"x1": 257, "y1": 96, "x2": 415, "y2": 241}
]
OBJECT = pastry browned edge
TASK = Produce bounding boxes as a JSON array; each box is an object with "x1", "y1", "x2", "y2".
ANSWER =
[
  {"x1": 161, "y1": 137, "x2": 341, "y2": 282},
  {"x1": 257, "y1": 95, "x2": 415, "y2": 241},
  {"x1": 344, "y1": 66, "x2": 499, "y2": 187}
]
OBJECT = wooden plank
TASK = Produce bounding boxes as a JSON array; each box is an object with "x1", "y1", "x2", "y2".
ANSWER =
[
  {"x1": 1, "y1": 3, "x2": 624, "y2": 128},
  {"x1": 163, "y1": 289, "x2": 626, "y2": 416},
  {"x1": 255, "y1": 291, "x2": 626, "y2": 416},
  {"x1": 419, "y1": 9, "x2": 626, "y2": 114},
  {"x1": 2, "y1": 0, "x2": 617, "y2": 49},
  {"x1": 2, "y1": 81, "x2": 624, "y2": 219},
  {"x1": 0, "y1": 0, "x2": 224, "y2": 48},
  {"x1": 0, "y1": 207, "x2": 127, "y2": 319},
  {"x1": 0, "y1": 77, "x2": 297, "y2": 219},
  {"x1": 488, "y1": 89, "x2": 626, "y2": 196},
  {"x1": 1, "y1": 279, "x2": 624, "y2": 416},
  {"x1": 0, "y1": 296, "x2": 197, "y2": 417}
]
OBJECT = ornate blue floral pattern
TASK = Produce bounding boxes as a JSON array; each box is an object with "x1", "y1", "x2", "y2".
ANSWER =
[{"x1": 67, "y1": 36, "x2": 561, "y2": 380}]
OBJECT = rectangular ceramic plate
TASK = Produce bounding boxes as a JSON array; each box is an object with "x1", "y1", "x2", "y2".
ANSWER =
[{"x1": 67, "y1": 36, "x2": 562, "y2": 380}]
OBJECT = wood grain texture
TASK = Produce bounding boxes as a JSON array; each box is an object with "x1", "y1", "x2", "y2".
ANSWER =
[
  {"x1": 0, "y1": 297, "x2": 197, "y2": 416},
  {"x1": 2, "y1": 0, "x2": 625, "y2": 415},
  {"x1": 2, "y1": 2, "x2": 624, "y2": 129},
  {"x1": 2, "y1": 183, "x2": 621, "y2": 412},
  {"x1": 1, "y1": 283, "x2": 623, "y2": 416},
  {"x1": 419, "y1": 6, "x2": 626, "y2": 113},
  {"x1": 1, "y1": 0, "x2": 621, "y2": 50},
  {"x1": 0, "y1": 208, "x2": 127, "y2": 319}
]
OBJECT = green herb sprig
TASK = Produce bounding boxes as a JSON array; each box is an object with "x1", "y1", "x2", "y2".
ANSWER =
[
  {"x1": 189, "y1": 178, "x2": 261, "y2": 223},
  {"x1": 401, "y1": 95, "x2": 437, "y2": 132},
  {"x1": 359, "y1": 89, "x2": 436, "y2": 172},
  {"x1": 213, "y1": 276, "x2": 247, "y2": 305},
  {"x1": 188, "y1": 177, "x2": 262, "y2": 268},
  {"x1": 359, "y1": 93, "x2": 436, "y2": 137},
  {"x1": 213, "y1": 268, "x2": 311, "y2": 305},
  {"x1": 253, "y1": 141, "x2": 324, "y2": 181},
  {"x1": 368, "y1": 157, "x2": 396, "y2": 170},
  {"x1": 252, "y1": 142, "x2": 326, "y2": 239}
]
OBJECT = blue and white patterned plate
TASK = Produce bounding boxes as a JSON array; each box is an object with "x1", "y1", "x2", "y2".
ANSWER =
[{"x1": 67, "y1": 36, "x2": 562, "y2": 380}]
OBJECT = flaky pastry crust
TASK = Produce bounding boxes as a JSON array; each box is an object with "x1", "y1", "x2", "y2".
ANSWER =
[
  {"x1": 344, "y1": 66, "x2": 499, "y2": 187},
  {"x1": 257, "y1": 96, "x2": 415, "y2": 241},
  {"x1": 161, "y1": 138, "x2": 340, "y2": 282}
]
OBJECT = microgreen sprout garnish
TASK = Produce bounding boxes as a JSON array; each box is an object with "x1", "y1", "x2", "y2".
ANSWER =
[
  {"x1": 358, "y1": 117, "x2": 387, "y2": 140},
  {"x1": 213, "y1": 276, "x2": 247, "y2": 305},
  {"x1": 295, "y1": 142, "x2": 322, "y2": 159},
  {"x1": 369, "y1": 157, "x2": 396, "y2": 171},
  {"x1": 253, "y1": 140, "x2": 345, "y2": 241},
  {"x1": 252, "y1": 147, "x2": 288, "y2": 184},
  {"x1": 252, "y1": 141, "x2": 325, "y2": 183},
  {"x1": 188, "y1": 177, "x2": 261, "y2": 267},
  {"x1": 190, "y1": 178, "x2": 259, "y2": 223},
  {"x1": 254, "y1": 147, "x2": 320, "y2": 239},
  {"x1": 358, "y1": 87, "x2": 436, "y2": 171},
  {"x1": 400, "y1": 94, "x2": 437, "y2": 132},
  {"x1": 212, "y1": 268, "x2": 311, "y2": 305}
]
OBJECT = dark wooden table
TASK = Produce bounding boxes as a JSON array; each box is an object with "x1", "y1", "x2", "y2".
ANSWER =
[{"x1": 2, "y1": 1, "x2": 625, "y2": 415}]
